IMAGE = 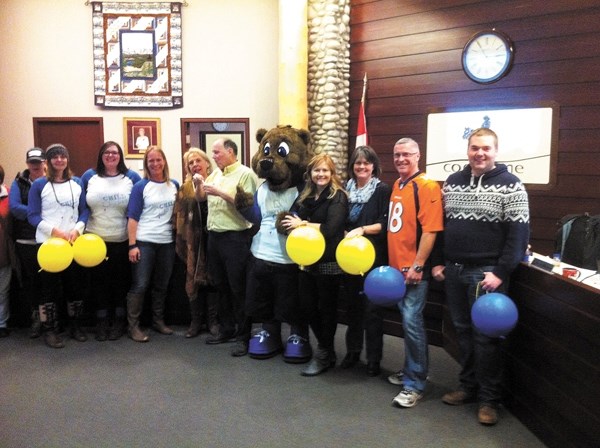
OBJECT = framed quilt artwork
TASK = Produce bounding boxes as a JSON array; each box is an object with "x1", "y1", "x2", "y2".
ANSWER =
[{"x1": 92, "y1": 2, "x2": 183, "y2": 108}]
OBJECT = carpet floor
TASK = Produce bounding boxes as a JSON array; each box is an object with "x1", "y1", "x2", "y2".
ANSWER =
[{"x1": 0, "y1": 324, "x2": 546, "y2": 448}]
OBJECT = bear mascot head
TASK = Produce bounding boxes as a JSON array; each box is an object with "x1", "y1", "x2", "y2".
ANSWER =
[
  {"x1": 253, "y1": 125, "x2": 313, "y2": 191},
  {"x1": 234, "y1": 124, "x2": 313, "y2": 210}
]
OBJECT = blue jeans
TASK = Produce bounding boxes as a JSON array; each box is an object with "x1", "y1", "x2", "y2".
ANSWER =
[
  {"x1": 444, "y1": 263, "x2": 506, "y2": 407},
  {"x1": 130, "y1": 241, "x2": 175, "y2": 297},
  {"x1": 398, "y1": 280, "x2": 429, "y2": 392}
]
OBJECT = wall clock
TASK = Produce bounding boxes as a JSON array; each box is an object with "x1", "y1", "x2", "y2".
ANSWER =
[
  {"x1": 462, "y1": 29, "x2": 514, "y2": 84},
  {"x1": 212, "y1": 122, "x2": 229, "y2": 132}
]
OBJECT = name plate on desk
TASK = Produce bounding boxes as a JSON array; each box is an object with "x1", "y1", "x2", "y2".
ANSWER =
[{"x1": 531, "y1": 257, "x2": 555, "y2": 273}]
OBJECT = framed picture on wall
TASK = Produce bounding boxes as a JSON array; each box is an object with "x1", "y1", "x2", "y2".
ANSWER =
[{"x1": 123, "y1": 117, "x2": 161, "y2": 158}]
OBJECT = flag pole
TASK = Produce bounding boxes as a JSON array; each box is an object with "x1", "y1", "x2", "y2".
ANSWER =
[
  {"x1": 356, "y1": 73, "x2": 368, "y2": 148},
  {"x1": 361, "y1": 73, "x2": 367, "y2": 104}
]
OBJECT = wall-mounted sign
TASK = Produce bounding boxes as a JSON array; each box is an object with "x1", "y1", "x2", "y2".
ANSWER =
[{"x1": 426, "y1": 106, "x2": 557, "y2": 187}]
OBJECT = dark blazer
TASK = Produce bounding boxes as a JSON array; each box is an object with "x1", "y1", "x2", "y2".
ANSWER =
[
  {"x1": 345, "y1": 181, "x2": 392, "y2": 268},
  {"x1": 291, "y1": 186, "x2": 348, "y2": 264}
]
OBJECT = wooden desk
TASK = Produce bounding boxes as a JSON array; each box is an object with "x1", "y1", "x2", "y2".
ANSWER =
[{"x1": 503, "y1": 264, "x2": 600, "y2": 448}]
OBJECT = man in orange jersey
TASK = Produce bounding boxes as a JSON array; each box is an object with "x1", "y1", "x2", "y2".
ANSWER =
[{"x1": 387, "y1": 138, "x2": 443, "y2": 408}]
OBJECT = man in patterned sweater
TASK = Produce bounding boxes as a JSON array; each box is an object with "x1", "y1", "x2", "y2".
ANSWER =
[{"x1": 433, "y1": 127, "x2": 530, "y2": 426}]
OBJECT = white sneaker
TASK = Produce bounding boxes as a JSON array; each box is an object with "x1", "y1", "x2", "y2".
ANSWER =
[
  {"x1": 387, "y1": 370, "x2": 404, "y2": 385},
  {"x1": 392, "y1": 388, "x2": 423, "y2": 408}
]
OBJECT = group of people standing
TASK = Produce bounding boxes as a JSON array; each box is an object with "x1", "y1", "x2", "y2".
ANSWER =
[{"x1": 0, "y1": 127, "x2": 529, "y2": 427}]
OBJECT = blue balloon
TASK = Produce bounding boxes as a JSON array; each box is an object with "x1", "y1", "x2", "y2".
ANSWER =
[
  {"x1": 471, "y1": 292, "x2": 519, "y2": 338},
  {"x1": 364, "y1": 266, "x2": 406, "y2": 306}
]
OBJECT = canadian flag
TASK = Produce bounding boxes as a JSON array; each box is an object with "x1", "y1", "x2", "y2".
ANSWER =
[{"x1": 356, "y1": 73, "x2": 368, "y2": 148}]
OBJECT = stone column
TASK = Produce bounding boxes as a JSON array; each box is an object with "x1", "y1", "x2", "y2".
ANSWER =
[{"x1": 307, "y1": 0, "x2": 351, "y2": 177}]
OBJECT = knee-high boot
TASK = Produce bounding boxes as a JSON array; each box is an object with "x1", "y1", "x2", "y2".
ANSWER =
[
  {"x1": 206, "y1": 291, "x2": 220, "y2": 336},
  {"x1": 40, "y1": 303, "x2": 64, "y2": 349},
  {"x1": 151, "y1": 291, "x2": 173, "y2": 335},
  {"x1": 185, "y1": 299, "x2": 202, "y2": 338},
  {"x1": 127, "y1": 292, "x2": 148, "y2": 342},
  {"x1": 68, "y1": 300, "x2": 88, "y2": 342}
]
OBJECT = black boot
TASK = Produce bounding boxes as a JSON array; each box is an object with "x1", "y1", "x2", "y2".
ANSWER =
[
  {"x1": 108, "y1": 308, "x2": 126, "y2": 341},
  {"x1": 127, "y1": 292, "x2": 148, "y2": 342},
  {"x1": 341, "y1": 352, "x2": 361, "y2": 369},
  {"x1": 185, "y1": 299, "x2": 202, "y2": 338},
  {"x1": 95, "y1": 312, "x2": 109, "y2": 342},
  {"x1": 30, "y1": 308, "x2": 42, "y2": 339},
  {"x1": 68, "y1": 301, "x2": 88, "y2": 342},
  {"x1": 151, "y1": 292, "x2": 173, "y2": 335},
  {"x1": 40, "y1": 303, "x2": 64, "y2": 349}
]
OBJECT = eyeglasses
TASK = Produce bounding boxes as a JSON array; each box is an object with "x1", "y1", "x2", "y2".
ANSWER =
[
  {"x1": 103, "y1": 151, "x2": 120, "y2": 156},
  {"x1": 393, "y1": 152, "x2": 418, "y2": 159}
]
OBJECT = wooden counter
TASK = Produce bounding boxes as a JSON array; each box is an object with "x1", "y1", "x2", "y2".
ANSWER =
[{"x1": 501, "y1": 264, "x2": 599, "y2": 448}]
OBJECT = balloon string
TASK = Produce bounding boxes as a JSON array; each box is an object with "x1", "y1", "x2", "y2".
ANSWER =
[{"x1": 475, "y1": 281, "x2": 487, "y2": 300}]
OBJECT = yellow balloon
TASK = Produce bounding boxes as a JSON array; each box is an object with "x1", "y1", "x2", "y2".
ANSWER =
[
  {"x1": 73, "y1": 233, "x2": 107, "y2": 267},
  {"x1": 286, "y1": 226, "x2": 326, "y2": 267},
  {"x1": 37, "y1": 237, "x2": 74, "y2": 273},
  {"x1": 336, "y1": 236, "x2": 376, "y2": 275}
]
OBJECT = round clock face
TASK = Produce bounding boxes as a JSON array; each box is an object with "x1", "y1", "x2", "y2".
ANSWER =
[
  {"x1": 462, "y1": 31, "x2": 514, "y2": 84},
  {"x1": 212, "y1": 122, "x2": 229, "y2": 132}
]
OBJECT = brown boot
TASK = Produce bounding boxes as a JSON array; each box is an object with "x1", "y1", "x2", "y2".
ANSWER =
[
  {"x1": 207, "y1": 291, "x2": 220, "y2": 336},
  {"x1": 152, "y1": 320, "x2": 173, "y2": 335},
  {"x1": 151, "y1": 292, "x2": 173, "y2": 335},
  {"x1": 127, "y1": 292, "x2": 149, "y2": 342},
  {"x1": 185, "y1": 299, "x2": 202, "y2": 338},
  {"x1": 40, "y1": 303, "x2": 64, "y2": 349},
  {"x1": 128, "y1": 325, "x2": 149, "y2": 342}
]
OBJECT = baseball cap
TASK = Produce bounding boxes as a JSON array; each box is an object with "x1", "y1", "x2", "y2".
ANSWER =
[{"x1": 26, "y1": 148, "x2": 45, "y2": 163}]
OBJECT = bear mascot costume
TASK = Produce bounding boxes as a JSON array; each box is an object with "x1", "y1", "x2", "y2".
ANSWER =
[{"x1": 235, "y1": 125, "x2": 313, "y2": 362}]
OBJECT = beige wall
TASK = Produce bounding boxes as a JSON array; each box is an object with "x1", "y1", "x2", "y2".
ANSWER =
[{"x1": 0, "y1": 0, "x2": 279, "y2": 181}]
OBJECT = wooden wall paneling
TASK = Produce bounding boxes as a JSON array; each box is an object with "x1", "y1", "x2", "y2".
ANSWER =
[
  {"x1": 350, "y1": 1, "x2": 600, "y2": 443},
  {"x1": 351, "y1": 1, "x2": 600, "y2": 44},
  {"x1": 350, "y1": 1, "x2": 600, "y2": 257}
]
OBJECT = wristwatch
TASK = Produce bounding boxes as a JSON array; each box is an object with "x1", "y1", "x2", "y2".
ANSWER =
[{"x1": 413, "y1": 265, "x2": 424, "y2": 273}]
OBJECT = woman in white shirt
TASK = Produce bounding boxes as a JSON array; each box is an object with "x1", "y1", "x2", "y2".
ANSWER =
[
  {"x1": 82, "y1": 141, "x2": 141, "y2": 341},
  {"x1": 28, "y1": 144, "x2": 89, "y2": 349},
  {"x1": 125, "y1": 146, "x2": 179, "y2": 342}
]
